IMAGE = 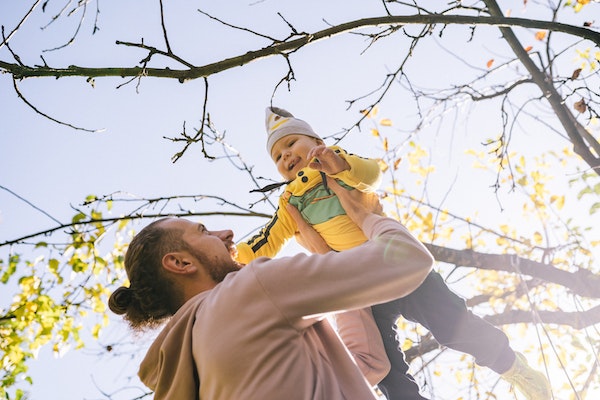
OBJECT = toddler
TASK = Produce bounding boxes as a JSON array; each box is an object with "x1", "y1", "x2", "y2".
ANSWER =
[{"x1": 236, "y1": 107, "x2": 551, "y2": 400}]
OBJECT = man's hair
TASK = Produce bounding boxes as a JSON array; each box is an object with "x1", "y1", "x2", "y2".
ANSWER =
[{"x1": 108, "y1": 219, "x2": 186, "y2": 331}]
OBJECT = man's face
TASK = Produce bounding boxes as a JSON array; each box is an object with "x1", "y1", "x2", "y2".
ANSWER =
[
  {"x1": 271, "y1": 134, "x2": 321, "y2": 181},
  {"x1": 163, "y1": 218, "x2": 241, "y2": 282}
]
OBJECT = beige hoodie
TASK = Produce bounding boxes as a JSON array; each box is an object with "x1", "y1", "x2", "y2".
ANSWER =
[{"x1": 139, "y1": 214, "x2": 433, "y2": 400}]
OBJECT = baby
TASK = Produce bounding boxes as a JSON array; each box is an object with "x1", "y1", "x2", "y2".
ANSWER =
[{"x1": 236, "y1": 106, "x2": 551, "y2": 400}]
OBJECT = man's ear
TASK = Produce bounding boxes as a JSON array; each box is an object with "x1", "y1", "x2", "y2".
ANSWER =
[{"x1": 162, "y1": 252, "x2": 198, "y2": 275}]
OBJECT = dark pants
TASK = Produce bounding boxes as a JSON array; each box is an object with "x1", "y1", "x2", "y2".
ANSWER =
[{"x1": 371, "y1": 271, "x2": 515, "y2": 400}]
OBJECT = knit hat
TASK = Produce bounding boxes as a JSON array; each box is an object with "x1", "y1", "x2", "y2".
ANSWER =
[{"x1": 265, "y1": 107, "x2": 321, "y2": 155}]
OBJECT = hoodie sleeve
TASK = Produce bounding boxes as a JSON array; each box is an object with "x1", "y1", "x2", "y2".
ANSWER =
[
  {"x1": 333, "y1": 308, "x2": 390, "y2": 386},
  {"x1": 250, "y1": 214, "x2": 434, "y2": 328}
]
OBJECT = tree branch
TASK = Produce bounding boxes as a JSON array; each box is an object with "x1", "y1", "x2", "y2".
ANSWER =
[
  {"x1": 2, "y1": 15, "x2": 598, "y2": 80},
  {"x1": 425, "y1": 243, "x2": 600, "y2": 298},
  {"x1": 483, "y1": 0, "x2": 600, "y2": 174}
]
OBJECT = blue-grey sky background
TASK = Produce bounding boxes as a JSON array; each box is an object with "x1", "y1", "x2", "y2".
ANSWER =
[{"x1": 1, "y1": 1, "x2": 598, "y2": 399}]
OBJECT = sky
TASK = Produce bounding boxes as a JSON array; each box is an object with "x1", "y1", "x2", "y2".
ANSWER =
[{"x1": 1, "y1": 1, "x2": 599, "y2": 399}]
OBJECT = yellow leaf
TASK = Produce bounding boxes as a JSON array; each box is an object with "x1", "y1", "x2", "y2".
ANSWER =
[
  {"x1": 464, "y1": 236, "x2": 472, "y2": 248},
  {"x1": 534, "y1": 182, "x2": 545, "y2": 197},
  {"x1": 360, "y1": 106, "x2": 378, "y2": 118},
  {"x1": 550, "y1": 195, "x2": 565, "y2": 210},
  {"x1": 371, "y1": 128, "x2": 380, "y2": 137},
  {"x1": 542, "y1": 298, "x2": 557, "y2": 308},
  {"x1": 380, "y1": 118, "x2": 392, "y2": 127},
  {"x1": 535, "y1": 31, "x2": 547, "y2": 41},
  {"x1": 471, "y1": 160, "x2": 488, "y2": 170},
  {"x1": 455, "y1": 369, "x2": 463, "y2": 383},
  {"x1": 524, "y1": 45, "x2": 533, "y2": 52},
  {"x1": 378, "y1": 159, "x2": 389, "y2": 173},
  {"x1": 496, "y1": 237, "x2": 508, "y2": 246},
  {"x1": 533, "y1": 231, "x2": 543, "y2": 245},
  {"x1": 383, "y1": 138, "x2": 389, "y2": 151}
]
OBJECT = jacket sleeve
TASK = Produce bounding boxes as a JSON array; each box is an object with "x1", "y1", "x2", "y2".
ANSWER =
[
  {"x1": 250, "y1": 214, "x2": 434, "y2": 328},
  {"x1": 330, "y1": 148, "x2": 382, "y2": 193},
  {"x1": 235, "y1": 196, "x2": 298, "y2": 265},
  {"x1": 332, "y1": 308, "x2": 390, "y2": 386}
]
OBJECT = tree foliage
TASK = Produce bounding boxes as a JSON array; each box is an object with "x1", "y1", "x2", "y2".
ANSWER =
[{"x1": 1, "y1": 1, "x2": 600, "y2": 399}]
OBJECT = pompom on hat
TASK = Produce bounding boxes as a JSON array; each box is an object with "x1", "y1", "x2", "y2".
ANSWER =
[{"x1": 265, "y1": 107, "x2": 321, "y2": 155}]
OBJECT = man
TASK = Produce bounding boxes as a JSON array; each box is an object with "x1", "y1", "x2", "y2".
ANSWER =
[{"x1": 108, "y1": 178, "x2": 434, "y2": 399}]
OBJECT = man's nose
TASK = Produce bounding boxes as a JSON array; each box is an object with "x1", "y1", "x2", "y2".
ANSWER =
[{"x1": 211, "y1": 229, "x2": 234, "y2": 242}]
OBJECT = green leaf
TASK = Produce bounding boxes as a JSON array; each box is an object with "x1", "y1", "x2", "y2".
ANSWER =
[
  {"x1": 1, "y1": 255, "x2": 20, "y2": 284},
  {"x1": 85, "y1": 194, "x2": 98, "y2": 203},
  {"x1": 72, "y1": 212, "x2": 86, "y2": 223}
]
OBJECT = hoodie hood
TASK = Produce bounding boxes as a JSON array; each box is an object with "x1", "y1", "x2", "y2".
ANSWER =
[{"x1": 138, "y1": 292, "x2": 209, "y2": 400}]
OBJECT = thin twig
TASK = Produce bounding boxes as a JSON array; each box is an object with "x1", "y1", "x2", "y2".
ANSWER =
[
  {"x1": 0, "y1": 184, "x2": 62, "y2": 224},
  {"x1": 12, "y1": 77, "x2": 103, "y2": 133},
  {"x1": 0, "y1": 0, "x2": 41, "y2": 50}
]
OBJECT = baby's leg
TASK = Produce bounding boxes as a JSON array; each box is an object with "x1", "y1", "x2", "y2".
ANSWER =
[
  {"x1": 371, "y1": 302, "x2": 427, "y2": 400},
  {"x1": 397, "y1": 271, "x2": 514, "y2": 374}
]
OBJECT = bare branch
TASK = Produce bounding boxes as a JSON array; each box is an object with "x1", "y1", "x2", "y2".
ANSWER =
[
  {"x1": 42, "y1": 0, "x2": 89, "y2": 52},
  {"x1": 483, "y1": 0, "x2": 600, "y2": 175},
  {"x1": 425, "y1": 243, "x2": 600, "y2": 298},
  {"x1": 3, "y1": 14, "x2": 598, "y2": 80},
  {"x1": 0, "y1": 184, "x2": 61, "y2": 225},
  {"x1": 0, "y1": 0, "x2": 41, "y2": 50},
  {"x1": 0, "y1": 209, "x2": 271, "y2": 248},
  {"x1": 11, "y1": 77, "x2": 103, "y2": 133},
  {"x1": 197, "y1": 8, "x2": 278, "y2": 42},
  {"x1": 159, "y1": 0, "x2": 172, "y2": 54},
  {"x1": 485, "y1": 305, "x2": 600, "y2": 329}
]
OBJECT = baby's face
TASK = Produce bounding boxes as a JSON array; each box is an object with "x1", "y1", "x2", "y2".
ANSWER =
[{"x1": 271, "y1": 134, "x2": 321, "y2": 181}]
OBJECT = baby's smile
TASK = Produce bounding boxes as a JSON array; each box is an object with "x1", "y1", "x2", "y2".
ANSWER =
[{"x1": 288, "y1": 157, "x2": 301, "y2": 171}]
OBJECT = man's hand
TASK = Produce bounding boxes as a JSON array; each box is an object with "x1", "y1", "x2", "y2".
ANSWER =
[
  {"x1": 326, "y1": 177, "x2": 383, "y2": 229},
  {"x1": 307, "y1": 145, "x2": 350, "y2": 175},
  {"x1": 286, "y1": 203, "x2": 331, "y2": 254}
]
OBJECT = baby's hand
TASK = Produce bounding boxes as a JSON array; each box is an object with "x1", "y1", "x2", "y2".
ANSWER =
[
  {"x1": 307, "y1": 145, "x2": 350, "y2": 175},
  {"x1": 326, "y1": 177, "x2": 383, "y2": 229}
]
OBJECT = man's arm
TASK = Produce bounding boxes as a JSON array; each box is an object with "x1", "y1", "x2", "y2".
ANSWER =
[
  {"x1": 289, "y1": 200, "x2": 390, "y2": 385},
  {"x1": 249, "y1": 178, "x2": 434, "y2": 327}
]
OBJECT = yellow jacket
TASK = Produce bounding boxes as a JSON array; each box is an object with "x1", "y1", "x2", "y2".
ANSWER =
[{"x1": 236, "y1": 146, "x2": 382, "y2": 264}]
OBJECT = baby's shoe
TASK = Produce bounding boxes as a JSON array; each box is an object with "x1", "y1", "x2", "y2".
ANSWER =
[{"x1": 501, "y1": 352, "x2": 551, "y2": 400}]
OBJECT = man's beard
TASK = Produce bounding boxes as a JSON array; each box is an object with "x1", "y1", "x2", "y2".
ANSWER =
[
  {"x1": 191, "y1": 248, "x2": 241, "y2": 283},
  {"x1": 207, "y1": 259, "x2": 241, "y2": 283}
]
